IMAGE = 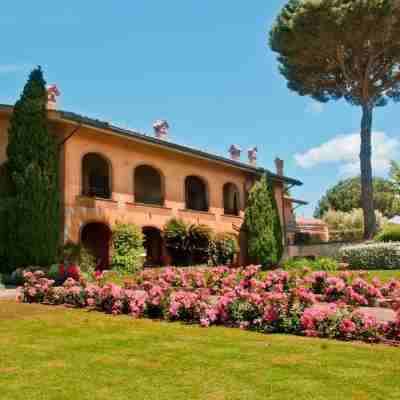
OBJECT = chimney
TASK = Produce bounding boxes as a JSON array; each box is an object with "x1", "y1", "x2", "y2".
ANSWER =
[
  {"x1": 248, "y1": 147, "x2": 258, "y2": 166},
  {"x1": 153, "y1": 120, "x2": 169, "y2": 140},
  {"x1": 46, "y1": 85, "x2": 60, "y2": 110},
  {"x1": 275, "y1": 157, "x2": 284, "y2": 176},
  {"x1": 229, "y1": 144, "x2": 241, "y2": 161}
]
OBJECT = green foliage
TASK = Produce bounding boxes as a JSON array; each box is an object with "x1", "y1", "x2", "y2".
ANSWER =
[
  {"x1": 270, "y1": 0, "x2": 400, "y2": 107},
  {"x1": 188, "y1": 224, "x2": 214, "y2": 264},
  {"x1": 390, "y1": 160, "x2": 400, "y2": 194},
  {"x1": 314, "y1": 177, "x2": 399, "y2": 219},
  {"x1": 270, "y1": 0, "x2": 400, "y2": 239},
  {"x1": 164, "y1": 218, "x2": 190, "y2": 265},
  {"x1": 60, "y1": 242, "x2": 96, "y2": 273},
  {"x1": 164, "y1": 218, "x2": 217, "y2": 265},
  {"x1": 1, "y1": 67, "x2": 60, "y2": 269},
  {"x1": 111, "y1": 223, "x2": 145, "y2": 274},
  {"x1": 375, "y1": 225, "x2": 400, "y2": 243},
  {"x1": 244, "y1": 175, "x2": 283, "y2": 268},
  {"x1": 282, "y1": 257, "x2": 339, "y2": 272},
  {"x1": 47, "y1": 264, "x2": 60, "y2": 281},
  {"x1": 210, "y1": 232, "x2": 239, "y2": 266},
  {"x1": 338, "y1": 243, "x2": 400, "y2": 270},
  {"x1": 323, "y1": 208, "x2": 387, "y2": 242}
]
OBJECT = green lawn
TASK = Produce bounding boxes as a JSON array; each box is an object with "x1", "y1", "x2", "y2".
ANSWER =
[
  {"x1": 1, "y1": 301, "x2": 400, "y2": 400},
  {"x1": 359, "y1": 269, "x2": 400, "y2": 282}
]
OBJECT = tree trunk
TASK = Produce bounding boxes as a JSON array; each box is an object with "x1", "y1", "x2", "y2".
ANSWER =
[{"x1": 360, "y1": 103, "x2": 376, "y2": 239}]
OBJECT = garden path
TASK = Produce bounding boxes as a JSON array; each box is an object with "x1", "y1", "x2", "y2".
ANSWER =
[{"x1": 0, "y1": 288, "x2": 17, "y2": 300}]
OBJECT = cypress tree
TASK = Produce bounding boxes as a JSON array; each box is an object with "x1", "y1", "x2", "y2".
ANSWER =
[
  {"x1": 5, "y1": 67, "x2": 60, "y2": 268},
  {"x1": 244, "y1": 175, "x2": 283, "y2": 268}
]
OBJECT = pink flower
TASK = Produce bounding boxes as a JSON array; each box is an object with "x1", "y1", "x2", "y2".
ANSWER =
[{"x1": 340, "y1": 319, "x2": 356, "y2": 334}]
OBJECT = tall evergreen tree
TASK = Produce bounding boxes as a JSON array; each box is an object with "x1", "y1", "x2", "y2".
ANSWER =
[
  {"x1": 5, "y1": 67, "x2": 60, "y2": 268},
  {"x1": 270, "y1": 0, "x2": 400, "y2": 239},
  {"x1": 244, "y1": 175, "x2": 283, "y2": 268}
]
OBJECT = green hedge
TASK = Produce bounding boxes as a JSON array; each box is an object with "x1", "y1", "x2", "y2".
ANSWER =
[
  {"x1": 338, "y1": 243, "x2": 400, "y2": 270},
  {"x1": 375, "y1": 225, "x2": 400, "y2": 243}
]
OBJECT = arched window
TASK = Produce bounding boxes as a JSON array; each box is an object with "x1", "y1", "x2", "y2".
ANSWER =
[
  {"x1": 82, "y1": 153, "x2": 111, "y2": 199},
  {"x1": 185, "y1": 175, "x2": 208, "y2": 211},
  {"x1": 223, "y1": 183, "x2": 240, "y2": 216},
  {"x1": 134, "y1": 165, "x2": 164, "y2": 205}
]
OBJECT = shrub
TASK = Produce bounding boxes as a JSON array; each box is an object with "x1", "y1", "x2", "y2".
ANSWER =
[
  {"x1": 164, "y1": 219, "x2": 216, "y2": 266},
  {"x1": 164, "y1": 218, "x2": 190, "y2": 266},
  {"x1": 188, "y1": 224, "x2": 214, "y2": 264},
  {"x1": 282, "y1": 257, "x2": 339, "y2": 272},
  {"x1": 210, "y1": 232, "x2": 239, "y2": 266},
  {"x1": 323, "y1": 208, "x2": 387, "y2": 242},
  {"x1": 60, "y1": 242, "x2": 96, "y2": 273},
  {"x1": 375, "y1": 225, "x2": 400, "y2": 243},
  {"x1": 338, "y1": 243, "x2": 400, "y2": 270},
  {"x1": 312, "y1": 257, "x2": 339, "y2": 272},
  {"x1": 111, "y1": 223, "x2": 145, "y2": 274}
]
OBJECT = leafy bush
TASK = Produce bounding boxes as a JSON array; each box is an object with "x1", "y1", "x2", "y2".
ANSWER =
[
  {"x1": 47, "y1": 263, "x2": 82, "y2": 285},
  {"x1": 375, "y1": 225, "x2": 400, "y2": 243},
  {"x1": 188, "y1": 224, "x2": 214, "y2": 264},
  {"x1": 312, "y1": 257, "x2": 339, "y2": 272},
  {"x1": 338, "y1": 243, "x2": 400, "y2": 270},
  {"x1": 210, "y1": 232, "x2": 239, "y2": 266},
  {"x1": 323, "y1": 208, "x2": 387, "y2": 242},
  {"x1": 60, "y1": 242, "x2": 96, "y2": 273},
  {"x1": 111, "y1": 223, "x2": 145, "y2": 274},
  {"x1": 282, "y1": 257, "x2": 339, "y2": 272},
  {"x1": 164, "y1": 219, "x2": 216, "y2": 266},
  {"x1": 164, "y1": 218, "x2": 190, "y2": 265}
]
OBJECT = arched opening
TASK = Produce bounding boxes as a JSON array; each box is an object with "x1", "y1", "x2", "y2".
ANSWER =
[
  {"x1": 185, "y1": 175, "x2": 208, "y2": 212},
  {"x1": 143, "y1": 227, "x2": 163, "y2": 267},
  {"x1": 81, "y1": 222, "x2": 111, "y2": 270},
  {"x1": 223, "y1": 183, "x2": 240, "y2": 216},
  {"x1": 82, "y1": 153, "x2": 111, "y2": 199},
  {"x1": 134, "y1": 165, "x2": 164, "y2": 205}
]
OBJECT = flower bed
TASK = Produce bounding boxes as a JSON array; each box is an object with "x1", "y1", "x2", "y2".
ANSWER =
[{"x1": 18, "y1": 267, "x2": 400, "y2": 345}]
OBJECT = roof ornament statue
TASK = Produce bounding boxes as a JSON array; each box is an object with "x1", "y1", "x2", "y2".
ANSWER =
[
  {"x1": 46, "y1": 85, "x2": 60, "y2": 110},
  {"x1": 229, "y1": 144, "x2": 242, "y2": 161},
  {"x1": 248, "y1": 147, "x2": 258, "y2": 166},
  {"x1": 153, "y1": 120, "x2": 169, "y2": 140}
]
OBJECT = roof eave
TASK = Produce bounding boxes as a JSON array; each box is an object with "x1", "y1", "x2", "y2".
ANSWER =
[{"x1": 0, "y1": 104, "x2": 303, "y2": 186}]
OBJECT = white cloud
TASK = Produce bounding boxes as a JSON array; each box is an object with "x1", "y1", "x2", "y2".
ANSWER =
[
  {"x1": 0, "y1": 64, "x2": 27, "y2": 74},
  {"x1": 294, "y1": 132, "x2": 400, "y2": 175},
  {"x1": 305, "y1": 101, "x2": 324, "y2": 114}
]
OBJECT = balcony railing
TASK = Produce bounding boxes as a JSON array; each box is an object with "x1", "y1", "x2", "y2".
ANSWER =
[{"x1": 82, "y1": 186, "x2": 111, "y2": 199}]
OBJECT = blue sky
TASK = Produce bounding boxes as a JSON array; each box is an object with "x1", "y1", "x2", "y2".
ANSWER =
[{"x1": 1, "y1": 1, "x2": 399, "y2": 216}]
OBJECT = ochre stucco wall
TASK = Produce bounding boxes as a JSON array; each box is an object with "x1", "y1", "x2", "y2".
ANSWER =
[
  {"x1": 0, "y1": 110, "x2": 290, "y2": 265},
  {"x1": 62, "y1": 125, "x2": 252, "y2": 245}
]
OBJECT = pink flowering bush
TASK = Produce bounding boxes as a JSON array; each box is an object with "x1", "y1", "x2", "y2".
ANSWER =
[{"x1": 18, "y1": 265, "x2": 400, "y2": 345}]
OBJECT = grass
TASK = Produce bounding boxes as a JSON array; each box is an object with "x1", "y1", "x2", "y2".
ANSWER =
[
  {"x1": 1, "y1": 301, "x2": 400, "y2": 400},
  {"x1": 359, "y1": 269, "x2": 400, "y2": 282}
]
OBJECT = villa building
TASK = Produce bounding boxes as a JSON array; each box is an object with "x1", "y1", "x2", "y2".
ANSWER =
[{"x1": 0, "y1": 86, "x2": 314, "y2": 267}]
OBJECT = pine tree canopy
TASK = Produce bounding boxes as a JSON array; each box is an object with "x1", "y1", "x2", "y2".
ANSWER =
[{"x1": 269, "y1": 0, "x2": 400, "y2": 107}]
